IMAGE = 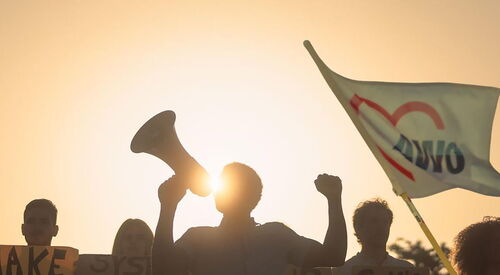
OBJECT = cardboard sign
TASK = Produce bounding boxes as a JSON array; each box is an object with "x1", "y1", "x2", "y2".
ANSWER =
[
  {"x1": 75, "y1": 255, "x2": 150, "y2": 275},
  {"x1": 351, "y1": 266, "x2": 430, "y2": 275},
  {"x1": 284, "y1": 265, "x2": 333, "y2": 275},
  {"x1": 0, "y1": 245, "x2": 78, "y2": 275}
]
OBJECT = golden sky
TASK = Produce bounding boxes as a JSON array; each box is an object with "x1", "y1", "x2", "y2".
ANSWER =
[{"x1": 1, "y1": 0, "x2": 499, "y2": 258}]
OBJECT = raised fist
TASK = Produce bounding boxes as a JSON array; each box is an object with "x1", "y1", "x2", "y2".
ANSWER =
[
  {"x1": 158, "y1": 175, "x2": 187, "y2": 207},
  {"x1": 314, "y1": 173, "x2": 342, "y2": 199}
]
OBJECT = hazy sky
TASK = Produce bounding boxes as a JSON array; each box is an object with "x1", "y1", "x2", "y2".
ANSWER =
[{"x1": 1, "y1": 0, "x2": 499, "y2": 258}]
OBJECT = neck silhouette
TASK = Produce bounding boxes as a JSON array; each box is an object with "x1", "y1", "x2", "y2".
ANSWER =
[
  {"x1": 360, "y1": 244, "x2": 388, "y2": 266},
  {"x1": 220, "y1": 212, "x2": 255, "y2": 233}
]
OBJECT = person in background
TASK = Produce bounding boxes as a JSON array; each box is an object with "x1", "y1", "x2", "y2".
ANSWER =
[
  {"x1": 22, "y1": 199, "x2": 59, "y2": 246},
  {"x1": 112, "y1": 218, "x2": 154, "y2": 257},
  {"x1": 338, "y1": 198, "x2": 413, "y2": 275},
  {"x1": 152, "y1": 162, "x2": 347, "y2": 275},
  {"x1": 452, "y1": 216, "x2": 500, "y2": 275}
]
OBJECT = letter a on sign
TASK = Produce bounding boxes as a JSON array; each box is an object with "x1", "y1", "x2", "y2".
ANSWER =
[
  {"x1": 305, "y1": 41, "x2": 500, "y2": 198},
  {"x1": 0, "y1": 246, "x2": 78, "y2": 275}
]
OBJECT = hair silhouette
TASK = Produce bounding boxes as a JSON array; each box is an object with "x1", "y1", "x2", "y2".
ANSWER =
[
  {"x1": 217, "y1": 162, "x2": 263, "y2": 212},
  {"x1": 24, "y1": 199, "x2": 58, "y2": 224},
  {"x1": 452, "y1": 216, "x2": 500, "y2": 275},
  {"x1": 112, "y1": 219, "x2": 154, "y2": 256},
  {"x1": 353, "y1": 198, "x2": 393, "y2": 243}
]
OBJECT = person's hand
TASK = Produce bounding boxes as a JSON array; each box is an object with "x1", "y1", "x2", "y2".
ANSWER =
[
  {"x1": 158, "y1": 175, "x2": 187, "y2": 207},
  {"x1": 314, "y1": 173, "x2": 342, "y2": 199}
]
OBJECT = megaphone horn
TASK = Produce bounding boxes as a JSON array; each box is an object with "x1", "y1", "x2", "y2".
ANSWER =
[{"x1": 131, "y1": 110, "x2": 211, "y2": 197}]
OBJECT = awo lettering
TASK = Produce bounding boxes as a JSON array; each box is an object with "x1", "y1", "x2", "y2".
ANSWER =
[{"x1": 393, "y1": 134, "x2": 465, "y2": 174}]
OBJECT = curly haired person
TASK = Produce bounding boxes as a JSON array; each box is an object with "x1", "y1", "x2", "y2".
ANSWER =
[{"x1": 452, "y1": 217, "x2": 500, "y2": 275}]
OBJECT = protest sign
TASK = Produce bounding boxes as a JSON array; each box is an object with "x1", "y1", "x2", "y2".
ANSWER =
[
  {"x1": 0, "y1": 245, "x2": 78, "y2": 275},
  {"x1": 76, "y1": 255, "x2": 150, "y2": 275}
]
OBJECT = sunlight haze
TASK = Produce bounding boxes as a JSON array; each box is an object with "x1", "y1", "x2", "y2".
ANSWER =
[{"x1": 1, "y1": 0, "x2": 499, "y2": 259}]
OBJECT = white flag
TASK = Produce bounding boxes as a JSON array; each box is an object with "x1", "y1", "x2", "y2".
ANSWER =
[{"x1": 305, "y1": 41, "x2": 500, "y2": 198}]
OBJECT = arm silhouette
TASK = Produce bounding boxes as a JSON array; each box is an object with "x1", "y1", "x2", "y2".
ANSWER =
[
  {"x1": 302, "y1": 174, "x2": 347, "y2": 267},
  {"x1": 152, "y1": 176, "x2": 189, "y2": 275}
]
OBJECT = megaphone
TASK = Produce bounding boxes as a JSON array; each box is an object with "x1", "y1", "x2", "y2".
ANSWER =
[{"x1": 130, "y1": 110, "x2": 211, "y2": 197}]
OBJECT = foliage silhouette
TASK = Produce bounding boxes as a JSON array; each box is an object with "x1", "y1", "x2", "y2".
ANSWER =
[{"x1": 388, "y1": 238, "x2": 451, "y2": 275}]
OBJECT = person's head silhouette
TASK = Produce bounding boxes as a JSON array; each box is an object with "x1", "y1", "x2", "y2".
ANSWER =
[
  {"x1": 22, "y1": 199, "x2": 59, "y2": 246},
  {"x1": 214, "y1": 162, "x2": 262, "y2": 217},
  {"x1": 112, "y1": 219, "x2": 154, "y2": 257},
  {"x1": 353, "y1": 198, "x2": 393, "y2": 249},
  {"x1": 452, "y1": 216, "x2": 500, "y2": 275}
]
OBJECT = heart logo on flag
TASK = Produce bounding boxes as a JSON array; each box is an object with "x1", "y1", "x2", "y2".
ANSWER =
[{"x1": 349, "y1": 94, "x2": 446, "y2": 181}]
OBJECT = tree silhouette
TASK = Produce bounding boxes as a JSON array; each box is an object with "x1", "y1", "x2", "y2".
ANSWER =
[{"x1": 388, "y1": 238, "x2": 451, "y2": 275}]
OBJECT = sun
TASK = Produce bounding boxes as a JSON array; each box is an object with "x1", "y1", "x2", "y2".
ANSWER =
[
  {"x1": 205, "y1": 166, "x2": 224, "y2": 194},
  {"x1": 209, "y1": 175, "x2": 222, "y2": 193}
]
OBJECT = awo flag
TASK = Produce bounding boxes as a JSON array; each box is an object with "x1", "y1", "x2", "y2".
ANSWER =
[{"x1": 304, "y1": 41, "x2": 500, "y2": 198}]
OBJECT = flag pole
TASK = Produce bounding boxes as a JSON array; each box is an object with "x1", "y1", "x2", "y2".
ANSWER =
[{"x1": 400, "y1": 193, "x2": 457, "y2": 275}]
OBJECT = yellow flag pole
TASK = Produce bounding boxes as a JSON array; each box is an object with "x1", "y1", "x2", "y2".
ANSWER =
[{"x1": 400, "y1": 193, "x2": 457, "y2": 275}]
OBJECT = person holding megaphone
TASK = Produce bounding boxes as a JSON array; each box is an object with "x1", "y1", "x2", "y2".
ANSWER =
[
  {"x1": 152, "y1": 164, "x2": 347, "y2": 275},
  {"x1": 130, "y1": 111, "x2": 347, "y2": 275}
]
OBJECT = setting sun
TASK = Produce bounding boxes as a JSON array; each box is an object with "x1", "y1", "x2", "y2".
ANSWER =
[{"x1": 209, "y1": 175, "x2": 223, "y2": 193}]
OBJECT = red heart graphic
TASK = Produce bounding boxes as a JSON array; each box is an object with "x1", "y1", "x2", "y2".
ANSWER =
[
  {"x1": 350, "y1": 94, "x2": 444, "y2": 129},
  {"x1": 349, "y1": 94, "x2": 445, "y2": 181}
]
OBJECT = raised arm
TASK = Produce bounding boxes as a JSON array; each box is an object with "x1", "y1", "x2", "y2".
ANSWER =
[
  {"x1": 303, "y1": 174, "x2": 347, "y2": 267},
  {"x1": 152, "y1": 176, "x2": 189, "y2": 275}
]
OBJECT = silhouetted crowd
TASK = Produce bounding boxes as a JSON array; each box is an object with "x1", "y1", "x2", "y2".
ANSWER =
[{"x1": 22, "y1": 162, "x2": 500, "y2": 275}]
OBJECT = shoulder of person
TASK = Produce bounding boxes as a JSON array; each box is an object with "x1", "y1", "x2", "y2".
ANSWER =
[
  {"x1": 387, "y1": 255, "x2": 414, "y2": 267},
  {"x1": 184, "y1": 226, "x2": 216, "y2": 235},
  {"x1": 341, "y1": 253, "x2": 362, "y2": 267},
  {"x1": 176, "y1": 226, "x2": 216, "y2": 242},
  {"x1": 257, "y1": 222, "x2": 321, "y2": 247},
  {"x1": 258, "y1": 222, "x2": 296, "y2": 234}
]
